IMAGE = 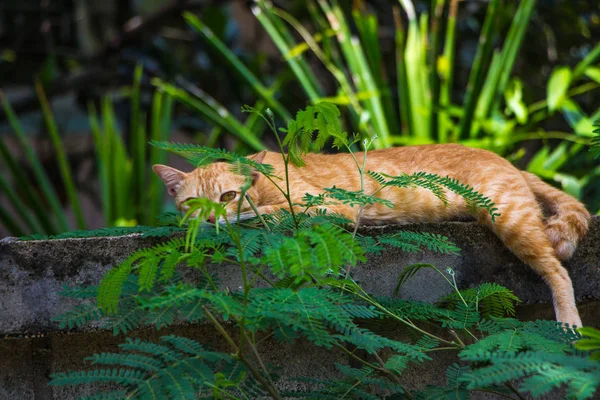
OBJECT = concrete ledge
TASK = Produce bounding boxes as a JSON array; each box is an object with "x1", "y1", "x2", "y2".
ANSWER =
[
  {"x1": 2, "y1": 217, "x2": 599, "y2": 335},
  {"x1": 1, "y1": 218, "x2": 599, "y2": 400}
]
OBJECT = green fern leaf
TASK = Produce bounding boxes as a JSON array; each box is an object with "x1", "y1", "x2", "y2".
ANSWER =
[
  {"x1": 79, "y1": 390, "x2": 128, "y2": 400},
  {"x1": 53, "y1": 303, "x2": 103, "y2": 329},
  {"x1": 138, "y1": 257, "x2": 159, "y2": 293}
]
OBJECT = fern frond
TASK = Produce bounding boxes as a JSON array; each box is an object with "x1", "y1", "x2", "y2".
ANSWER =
[
  {"x1": 53, "y1": 303, "x2": 103, "y2": 329},
  {"x1": 367, "y1": 170, "x2": 501, "y2": 221},
  {"x1": 51, "y1": 335, "x2": 240, "y2": 399},
  {"x1": 323, "y1": 186, "x2": 394, "y2": 208},
  {"x1": 264, "y1": 224, "x2": 365, "y2": 283},
  {"x1": 460, "y1": 351, "x2": 600, "y2": 399},
  {"x1": 281, "y1": 102, "x2": 348, "y2": 166},
  {"x1": 439, "y1": 283, "x2": 521, "y2": 318},
  {"x1": 79, "y1": 390, "x2": 128, "y2": 400},
  {"x1": 149, "y1": 141, "x2": 275, "y2": 177},
  {"x1": 49, "y1": 369, "x2": 147, "y2": 386},
  {"x1": 86, "y1": 353, "x2": 164, "y2": 372},
  {"x1": 58, "y1": 284, "x2": 98, "y2": 299},
  {"x1": 380, "y1": 231, "x2": 461, "y2": 255}
]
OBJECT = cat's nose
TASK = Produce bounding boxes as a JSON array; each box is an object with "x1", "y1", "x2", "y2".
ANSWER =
[{"x1": 207, "y1": 214, "x2": 215, "y2": 223}]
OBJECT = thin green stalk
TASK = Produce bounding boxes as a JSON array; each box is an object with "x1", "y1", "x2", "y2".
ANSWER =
[
  {"x1": 130, "y1": 64, "x2": 145, "y2": 223},
  {"x1": 36, "y1": 80, "x2": 86, "y2": 230},
  {"x1": 572, "y1": 42, "x2": 600, "y2": 79},
  {"x1": 203, "y1": 307, "x2": 282, "y2": 400},
  {"x1": 459, "y1": 0, "x2": 500, "y2": 139},
  {"x1": 184, "y1": 11, "x2": 292, "y2": 122},
  {"x1": 1, "y1": 93, "x2": 68, "y2": 232}
]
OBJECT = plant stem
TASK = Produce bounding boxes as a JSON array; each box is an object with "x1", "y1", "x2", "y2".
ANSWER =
[
  {"x1": 203, "y1": 307, "x2": 282, "y2": 400},
  {"x1": 245, "y1": 194, "x2": 271, "y2": 231}
]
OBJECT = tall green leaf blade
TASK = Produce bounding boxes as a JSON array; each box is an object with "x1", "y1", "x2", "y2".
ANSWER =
[{"x1": 36, "y1": 80, "x2": 86, "y2": 230}]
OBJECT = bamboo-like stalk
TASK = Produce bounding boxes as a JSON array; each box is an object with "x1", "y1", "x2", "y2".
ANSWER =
[
  {"x1": 184, "y1": 11, "x2": 292, "y2": 122},
  {"x1": 1, "y1": 94, "x2": 66, "y2": 233},
  {"x1": 459, "y1": 0, "x2": 500, "y2": 139},
  {"x1": 35, "y1": 80, "x2": 86, "y2": 230}
]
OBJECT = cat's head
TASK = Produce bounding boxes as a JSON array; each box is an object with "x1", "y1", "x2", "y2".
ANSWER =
[{"x1": 152, "y1": 150, "x2": 267, "y2": 221}]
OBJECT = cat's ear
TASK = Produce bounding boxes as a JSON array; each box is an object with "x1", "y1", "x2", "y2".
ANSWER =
[
  {"x1": 153, "y1": 165, "x2": 186, "y2": 197},
  {"x1": 248, "y1": 150, "x2": 267, "y2": 164},
  {"x1": 248, "y1": 150, "x2": 267, "y2": 184}
]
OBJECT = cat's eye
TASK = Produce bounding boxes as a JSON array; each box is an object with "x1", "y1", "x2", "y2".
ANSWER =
[{"x1": 220, "y1": 191, "x2": 237, "y2": 202}]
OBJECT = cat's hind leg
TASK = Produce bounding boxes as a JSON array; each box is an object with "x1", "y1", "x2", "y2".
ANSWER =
[{"x1": 479, "y1": 198, "x2": 582, "y2": 327}]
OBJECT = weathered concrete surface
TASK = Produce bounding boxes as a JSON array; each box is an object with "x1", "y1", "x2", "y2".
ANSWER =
[{"x1": 1, "y1": 217, "x2": 599, "y2": 399}]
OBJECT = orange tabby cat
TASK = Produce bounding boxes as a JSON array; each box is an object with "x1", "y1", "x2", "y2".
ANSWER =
[{"x1": 153, "y1": 144, "x2": 590, "y2": 327}]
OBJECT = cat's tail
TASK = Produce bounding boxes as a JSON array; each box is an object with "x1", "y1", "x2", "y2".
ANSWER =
[{"x1": 521, "y1": 171, "x2": 591, "y2": 260}]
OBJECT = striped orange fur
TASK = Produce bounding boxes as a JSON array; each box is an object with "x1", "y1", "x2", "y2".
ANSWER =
[{"x1": 154, "y1": 144, "x2": 590, "y2": 326}]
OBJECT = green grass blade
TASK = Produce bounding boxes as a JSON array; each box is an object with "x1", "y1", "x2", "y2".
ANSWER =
[
  {"x1": 88, "y1": 103, "x2": 112, "y2": 226},
  {"x1": 488, "y1": 0, "x2": 536, "y2": 113},
  {"x1": 394, "y1": 7, "x2": 412, "y2": 137},
  {"x1": 318, "y1": 0, "x2": 391, "y2": 147},
  {"x1": 429, "y1": 0, "x2": 446, "y2": 141},
  {"x1": 148, "y1": 90, "x2": 166, "y2": 225},
  {"x1": 353, "y1": 3, "x2": 400, "y2": 137},
  {"x1": 184, "y1": 11, "x2": 292, "y2": 122},
  {"x1": 130, "y1": 64, "x2": 145, "y2": 223},
  {"x1": 0, "y1": 204, "x2": 25, "y2": 236},
  {"x1": 101, "y1": 97, "x2": 131, "y2": 223},
  {"x1": 403, "y1": 10, "x2": 431, "y2": 139},
  {"x1": 266, "y1": 5, "x2": 363, "y2": 130},
  {"x1": 459, "y1": 0, "x2": 500, "y2": 139},
  {"x1": 438, "y1": 0, "x2": 458, "y2": 143},
  {"x1": 156, "y1": 77, "x2": 264, "y2": 151},
  {"x1": 253, "y1": 1, "x2": 324, "y2": 103},
  {"x1": 1, "y1": 93, "x2": 65, "y2": 233},
  {"x1": 36, "y1": 80, "x2": 86, "y2": 230},
  {"x1": 0, "y1": 170, "x2": 39, "y2": 233}
]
